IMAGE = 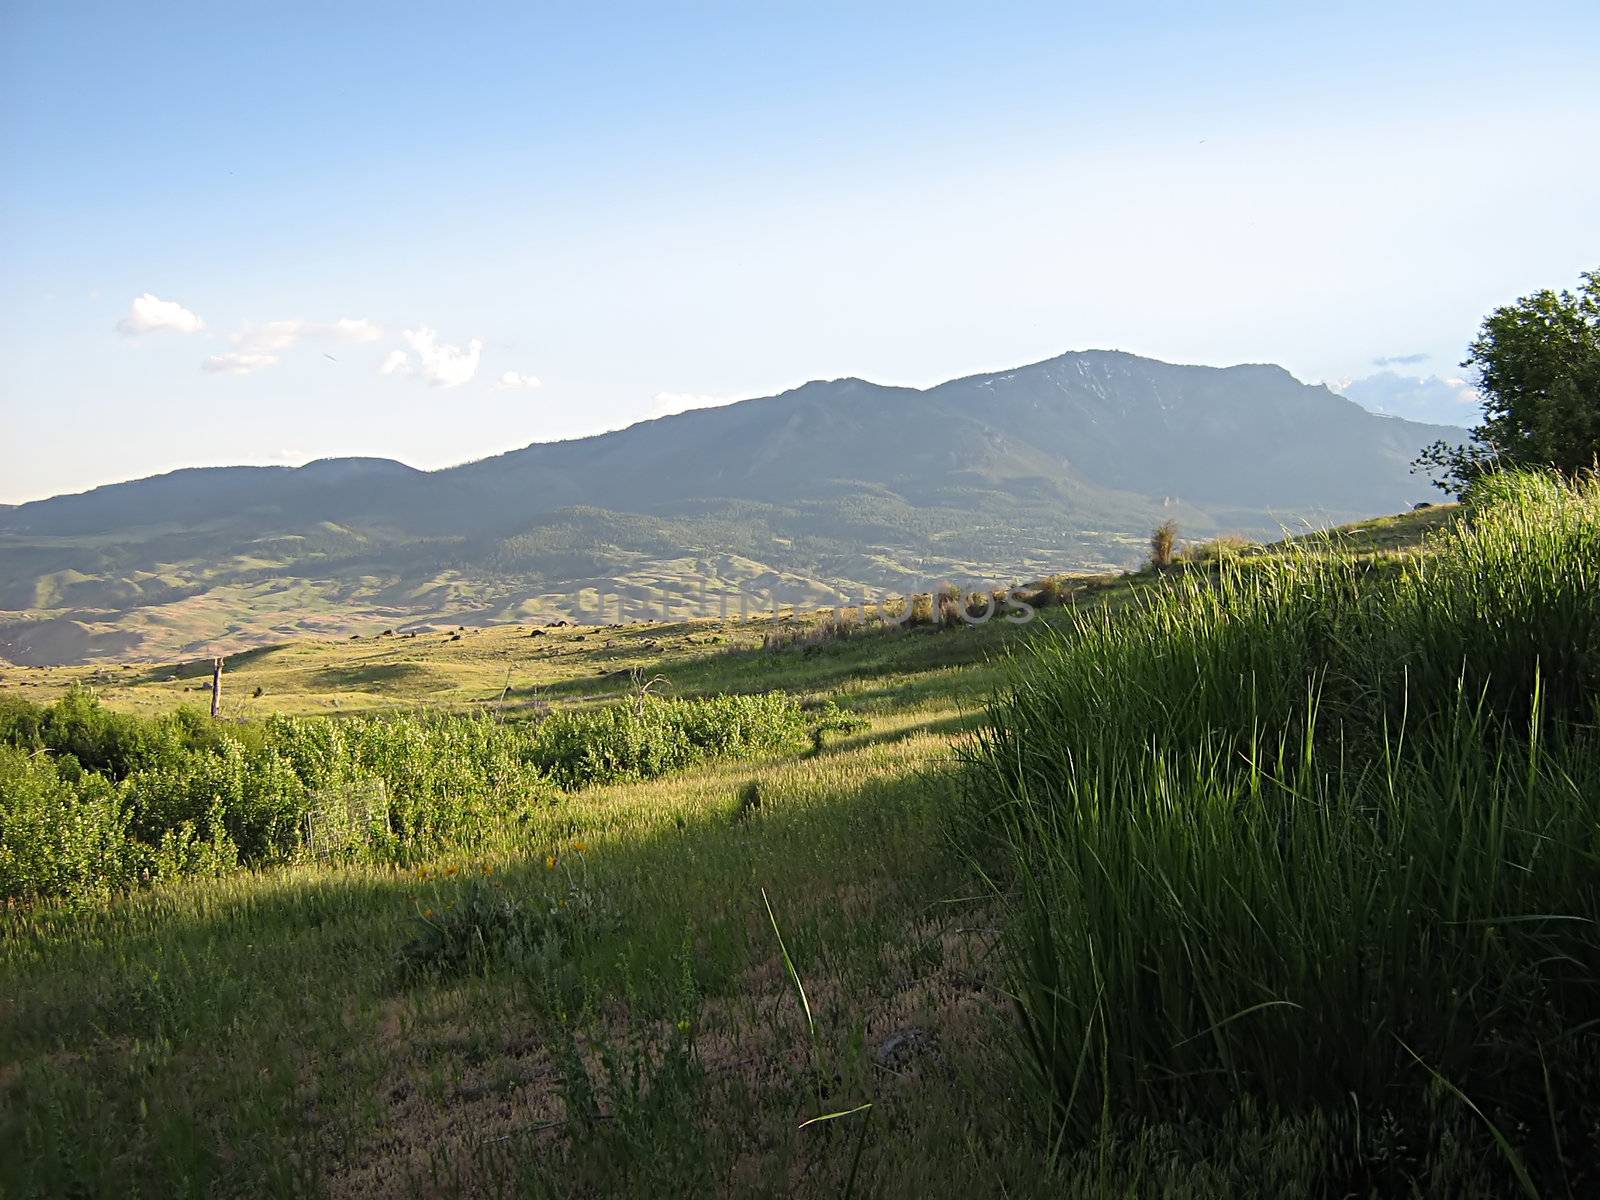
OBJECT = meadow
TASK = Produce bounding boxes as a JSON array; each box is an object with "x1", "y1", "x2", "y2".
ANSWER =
[{"x1": 3, "y1": 483, "x2": 1595, "y2": 1197}]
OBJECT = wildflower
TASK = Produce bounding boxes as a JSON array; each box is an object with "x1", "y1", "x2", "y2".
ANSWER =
[
  {"x1": 445, "y1": 865, "x2": 459, "y2": 877},
  {"x1": 571, "y1": 841, "x2": 588, "y2": 853},
  {"x1": 545, "y1": 854, "x2": 558, "y2": 870},
  {"x1": 423, "y1": 908, "x2": 434, "y2": 918},
  {"x1": 482, "y1": 863, "x2": 495, "y2": 876},
  {"x1": 418, "y1": 868, "x2": 430, "y2": 880}
]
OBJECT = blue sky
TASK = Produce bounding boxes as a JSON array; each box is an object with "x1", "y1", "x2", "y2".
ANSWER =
[{"x1": 2, "y1": 1, "x2": 1597, "y2": 503}]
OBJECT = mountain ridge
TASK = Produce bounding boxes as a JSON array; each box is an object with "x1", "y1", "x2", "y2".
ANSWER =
[{"x1": 0, "y1": 349, "x2": 1459, "y2": 665}]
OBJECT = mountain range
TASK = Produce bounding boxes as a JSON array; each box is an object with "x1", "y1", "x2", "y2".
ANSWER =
[{"x1": 0, "y1": 350, "x2": 1458, "y2": 665}]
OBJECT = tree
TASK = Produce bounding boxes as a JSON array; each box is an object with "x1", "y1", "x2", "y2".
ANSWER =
[{"x1": 1414, "y1": 268, "x2": 1600, "y2": 493}]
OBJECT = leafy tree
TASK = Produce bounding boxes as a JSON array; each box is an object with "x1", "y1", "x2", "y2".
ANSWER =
[{"x1": 1415, "y1": 268, "x2": 1600, "y2": 492}]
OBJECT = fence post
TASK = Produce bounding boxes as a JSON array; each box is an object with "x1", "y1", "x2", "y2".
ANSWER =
[{"x1": 210, "y1": 656, "x2": 224, "y2": 719}]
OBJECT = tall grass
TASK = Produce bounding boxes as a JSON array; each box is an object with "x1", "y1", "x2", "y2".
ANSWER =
[{"x1": 968, "y1": 470, "x2": 1600, "y2": 1192}]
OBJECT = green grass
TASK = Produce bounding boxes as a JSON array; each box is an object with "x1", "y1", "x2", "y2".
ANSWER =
[
  {"x1": 2, "y1": 702, "x2": 1035, "y2": 1198},
  {"x1": 967, "y1": 472, "x2": 1600, "y2": 1195},
  {"x1": 13, "y1": 494, "x2": 1573, "y2": 1197}
]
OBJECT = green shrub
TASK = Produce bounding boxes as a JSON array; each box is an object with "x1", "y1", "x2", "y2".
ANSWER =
[
  {"x1": 1, "y1": 688, "x2": 813, "y2": 902},
  {"x1": 0, "y1": 745, "x2": 139, "y2": 903},
  {"x1": 0, "y1": 689, "x2": 231, "y2": 777},
  {"x1": 806, "y1": 701, "x2": 869, "y2": 754},
  {"x1": 0, "y1": 695, "x2": 45, "y2": 749},
  {"x1": 527, "y1": 692, "x2": 808, "y2": 790},
  {"x1": 399, "y1": 878, "x2": 542, "y2": 979},
  {"x1": 1176, "y1": 534, "x2": 1253, "y2": 564},
  {"x1": 1028, "y1": 576, "x2": 1067, "y2": 608},
  {"x1": 905, "y1": 593, "x2": 936, "y2": 626},
  {"x1": 398, "y1": 871, "x2": 614, "y2": 981},
  {"x1": 734, "y1": 779, "x2": 763, "y2": 820}
]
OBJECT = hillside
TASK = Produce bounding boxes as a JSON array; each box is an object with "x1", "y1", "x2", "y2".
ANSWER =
[
  {"x1": 0, "y1": 350, "x2": 1457, "y2": 665},
  {"x1": 1, "y1": 505, "x2": 1458, "y2": 717},
  {"x1": 9, "y1": 482, "x2": 1596, "y2": 1197}
]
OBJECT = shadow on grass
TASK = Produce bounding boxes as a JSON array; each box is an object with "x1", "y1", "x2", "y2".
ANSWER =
[
  {"x1": 536, "y1": 622, "x2": 1030, "y2": 704},
  {"x1": 303, "y1": 660, "x2": 448, "y2": 692},
  {"x1": 2, "y1": 737, "x2": 967, "y2": 1047},
  {"x1": 2, "y1": 738, "x2": 977, "y2": 1198}
]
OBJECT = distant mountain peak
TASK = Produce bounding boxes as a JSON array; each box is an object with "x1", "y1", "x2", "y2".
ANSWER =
[
  {"x1": 295, "y1": 456, "x2": 422, "y2": 479},
  {"x1": 780, "y1": 376, "x2": 901, "y2": 398}
]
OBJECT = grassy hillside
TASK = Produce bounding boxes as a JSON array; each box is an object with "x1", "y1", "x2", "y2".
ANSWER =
[
  {"x1": 0, "y1": 505, "x2": 1150, "y2": 667},
  {"x1": 0, "y1": 505, "x2": 1460, "y2": 718},
  {"x1": 10, "y1": 491, "x2": 1595, "y2": 1198}
]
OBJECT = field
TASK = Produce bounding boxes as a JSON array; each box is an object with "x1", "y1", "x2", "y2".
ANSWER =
[
  {"x1": 0, "y1": 565, "x2": 1087, "y2": 1196},
  {"x1": 0, "y1": 504, "x2": 1152, "y2": 668},
  {"x1": 6, "y1": 490, "x2": 1598, "y2": 1198},
  {"x1": 0, "y1": 505, "x2": 1458, "y2": 718}
]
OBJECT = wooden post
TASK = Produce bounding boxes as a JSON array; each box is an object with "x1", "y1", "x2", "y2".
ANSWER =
[{"x1": 210, "y1": 656, "x2": 224, "y2": 719}]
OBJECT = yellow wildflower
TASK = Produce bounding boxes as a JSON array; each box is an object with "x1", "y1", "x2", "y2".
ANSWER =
[
  {"x1": 545, "y1": 854, "x2": 558, "y2": 870},
  {"x1": 571, "y1": 841, "x2": 588, "y2": 854}
]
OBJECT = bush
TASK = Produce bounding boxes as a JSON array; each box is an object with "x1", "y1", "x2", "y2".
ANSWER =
[
  {"x1": 1148, "y1": 519, "x2": 1178, "y2": 568},
  {"x1": 1, "y1": 688, "x2": 816, "y2": 902},
  {"x1": 398, "y1": 868, "x2": 614, "y2": 982},
  {"x1": 806, "y1": 701, "x2": 869, "y2": 754},
  {"x1": 0, "y1": 744, "x2": 139, "y2": 903},
  {"x1": 528, "y1": 692, "x2": 809, "y2": 790},
  {"x1": 968, "y1": 470, "x2": 1600, "y2": 1193},
  {"x1": 1028, "y1": 577, "x2": 1066, "y2": 608},
  {"x1": 1176, "y1": 534, "x2": 1253, "y2": 564}
]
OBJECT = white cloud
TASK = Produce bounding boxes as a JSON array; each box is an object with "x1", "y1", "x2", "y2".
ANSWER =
[
  {"x1": 118, "y1": 293, "x2": 205, "y2": 335},
  {"x1": 386, "y1": 326, "x2": 482, "y2": 388},
  {"x1": 1330, "y1": 371, "x2": 1483, "y2": 427},
  {"x1": 235, "y1": 320, "x2": 304, "y2": 353},
  {"x1": 494, "y1": 370, "x2": 542, "y2": 390},
  {"x1": 199, "y1": 316, "x2": 386, "y2": 375},
  {"x1": 649, "y1": 390, "x2": 742, "y2": 418},
  {"x1": 202, "y1": 351, "x2": 279, "y2": 375},
  {"x1": 232, "y1": 317, "x2": 385, "y2": 354},
  {"x1": 330, "y1": 318, "x2": 383, "y2": 343}
]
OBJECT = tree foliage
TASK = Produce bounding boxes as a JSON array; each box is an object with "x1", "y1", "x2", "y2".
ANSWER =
[{"x1": 1416, "y1": 268, "x2": 1600, "y2": 492}]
